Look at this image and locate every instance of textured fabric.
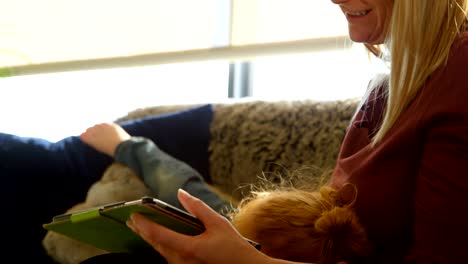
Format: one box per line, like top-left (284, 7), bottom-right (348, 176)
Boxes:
top-left (332, 33), bottom-right (468, 263)
top-left (209, 100), bottom-right (358, 200)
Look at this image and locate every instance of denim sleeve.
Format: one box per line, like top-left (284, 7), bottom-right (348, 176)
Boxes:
top-left (114, 137), bottom-right (230, 215)
top-left (118, 104), bottom-right (213, 183)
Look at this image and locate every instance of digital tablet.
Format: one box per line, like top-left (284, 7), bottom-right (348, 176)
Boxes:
top-left (43, 196), bottom-right (260, 253)
top-left (43, 196), bottom-right (205, 253)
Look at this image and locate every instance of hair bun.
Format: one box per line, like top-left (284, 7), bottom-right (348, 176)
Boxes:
top-left (314, 207), bottom-right (370, 259)
top-left (315, 207), bottom-right (359, 236)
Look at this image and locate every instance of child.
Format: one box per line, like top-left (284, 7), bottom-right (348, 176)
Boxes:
top-left (229, 186), bottom-right (370, 264)
top-left (80, 122), bottom-right (370, 264)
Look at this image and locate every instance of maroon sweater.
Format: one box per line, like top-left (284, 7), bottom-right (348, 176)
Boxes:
top-left (332, 33), bottom-right (468, 264)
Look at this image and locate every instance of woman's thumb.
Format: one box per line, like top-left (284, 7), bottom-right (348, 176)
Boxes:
top-left (177, 189), bottom-right (224, 227)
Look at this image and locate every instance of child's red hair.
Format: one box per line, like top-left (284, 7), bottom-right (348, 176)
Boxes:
top-left (230, 186), bottom-right (370, 264)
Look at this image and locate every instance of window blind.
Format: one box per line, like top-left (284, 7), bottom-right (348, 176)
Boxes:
top-left (0, 0), bottom-right (350, 77)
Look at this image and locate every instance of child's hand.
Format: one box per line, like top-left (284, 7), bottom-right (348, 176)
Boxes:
top-left (80, 122), bottom-right (131, 157)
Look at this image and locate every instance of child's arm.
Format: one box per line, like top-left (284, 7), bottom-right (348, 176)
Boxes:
top-left (81, 122), bottom-right (230, 214)
top-left (115, 137), bottom-right (230, 213)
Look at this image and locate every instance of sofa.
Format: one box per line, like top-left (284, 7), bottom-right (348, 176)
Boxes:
top-left (40, 98), bottom-right (359, 263)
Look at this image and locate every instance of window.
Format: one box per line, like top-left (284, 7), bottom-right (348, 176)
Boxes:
top-left (1, 1), bottom-right (386, 141)
top-left (231, 0), bottom-right (348, 45)
top-left (249, 44), bottom-right (383, 101)
top-left (0, 62), bottom-right (229, 142)
top-left (1, 0), bottom-right (231, 141)
top-left (0, 0), bottom-right (227, 66)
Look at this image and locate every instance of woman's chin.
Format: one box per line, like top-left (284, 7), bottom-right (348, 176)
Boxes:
top-left (349, 32), bottom-right (384, 45)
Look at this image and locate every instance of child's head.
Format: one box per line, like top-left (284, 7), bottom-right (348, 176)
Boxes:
top-left (230, 186), bottom-right (370, 264)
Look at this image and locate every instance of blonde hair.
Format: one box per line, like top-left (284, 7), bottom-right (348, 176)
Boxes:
top-left (369, 0), bottom-right (468, 145)
top-left (229, 186), bottom-right (369, 264)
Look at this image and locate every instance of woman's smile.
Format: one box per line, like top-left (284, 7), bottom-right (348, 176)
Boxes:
top-left (331, 0), bottom-right (394, 44)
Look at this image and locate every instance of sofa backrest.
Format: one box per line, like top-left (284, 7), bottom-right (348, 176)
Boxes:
top-left (116, 99), bottom-right (359, 200)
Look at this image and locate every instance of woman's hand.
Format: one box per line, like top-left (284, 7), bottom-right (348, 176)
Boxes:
top-left (126, 189), bottom-right (270, 264)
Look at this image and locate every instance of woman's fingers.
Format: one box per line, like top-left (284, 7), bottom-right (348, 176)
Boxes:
top-left (126, 190), bottom-right (220, 260)
top-left (127, 190), bottom-right (264, 264)
top-left (127, 189), bottom-right (229, 248)
top-left (177, 189), bottom-right (230, 228)
top-left (127, 212), bottom-right (188, 250)
top-left (127, 213), bottom-right (195, 260)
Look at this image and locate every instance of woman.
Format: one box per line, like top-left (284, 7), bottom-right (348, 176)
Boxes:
top-left (123, 0), bottom-right (468, 263)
